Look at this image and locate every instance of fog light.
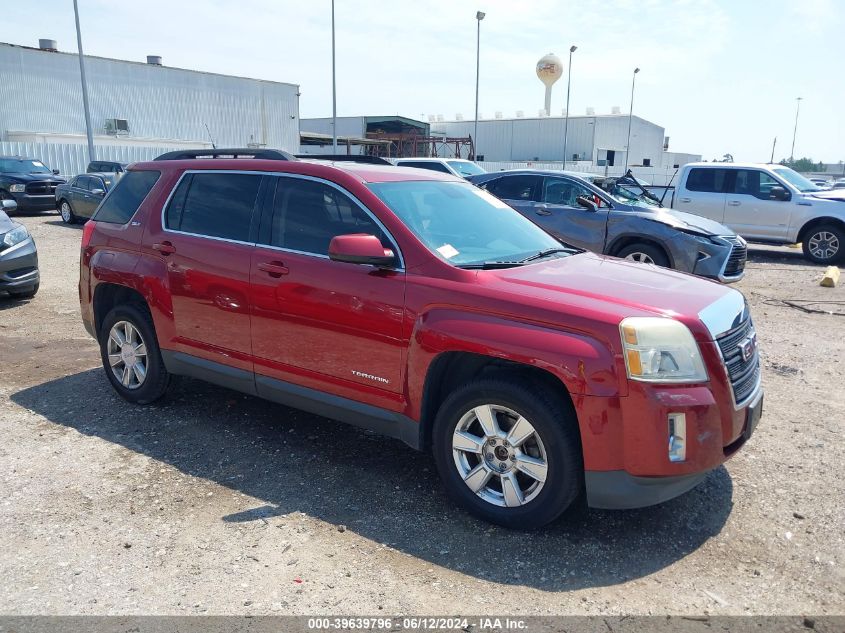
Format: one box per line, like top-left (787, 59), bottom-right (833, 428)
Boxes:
top-left (668, 413), bottom-right (686, 462)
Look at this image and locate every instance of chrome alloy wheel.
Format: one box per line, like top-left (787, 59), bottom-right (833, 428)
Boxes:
top-left (107, 320), bottom-right (148, 389)
top-left (452, 404), bottom-right (548, 507)
top-left (624, 251), bottom-right (655, 264)
top-left (60, 201), bottom-right (72, 223)
top-left (808, 231), bottom-right (840, 260)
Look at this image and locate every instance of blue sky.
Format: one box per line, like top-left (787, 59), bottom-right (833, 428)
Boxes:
top-left (6, 0), bottom-right (844, 164)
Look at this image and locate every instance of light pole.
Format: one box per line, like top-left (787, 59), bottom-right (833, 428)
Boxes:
top-left (624, 67), bottom-right (640, 171)
top-left (562, 44), bottom-right (576, 166)
top-left (790, 97), bottom-right (802, 162)
top-left (331, 0), bottom-right (338, 154)
top-left (473, 10), bottom-right (485, 160)
top-left (73, 0), bottom-right (95, 164)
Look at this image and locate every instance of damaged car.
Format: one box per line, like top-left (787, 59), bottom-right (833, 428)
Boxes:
top-left (468, 169), bottom-right (746, 282)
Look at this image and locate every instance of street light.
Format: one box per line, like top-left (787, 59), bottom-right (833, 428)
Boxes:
top-left (790, 97), bottom-right (802, 162)
top-left (562, 45), bottom-right (576, 166)
top-left (73, 0), bottom-right (95, 164)
top-left (473, 10), bottom-right (485, 160)
top-left (624, 67), bottom-right (640, 171)
top-left (331, 0), bottom-right (337, 154)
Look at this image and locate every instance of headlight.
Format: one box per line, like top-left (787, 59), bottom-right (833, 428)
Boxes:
top-left (9, 184), bottom-right (25, 193)
top-left (2, 225), bottom-right (29, 248)
top-left (620, 317), bottom-right (708, 383)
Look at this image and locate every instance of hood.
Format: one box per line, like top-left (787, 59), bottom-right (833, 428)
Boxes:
top-left (480, 252), bottom-right (741, 340)
top-left (1, 172), bottom-right (65, 183)
top-left (0, 211), bottom-right (17, 234)
top-left (638, 207), bottom-right (734, 236)
top-left (810, 189), bottom-right (845, 202)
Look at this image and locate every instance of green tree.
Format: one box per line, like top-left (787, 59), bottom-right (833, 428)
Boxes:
top-left (779, 157), bottom-right (823, 173)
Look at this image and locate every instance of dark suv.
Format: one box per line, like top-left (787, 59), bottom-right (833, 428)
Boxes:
top-left (0, 156), bottom-right (66, 214)
top-left (79, 149), bottom-right (762, 528)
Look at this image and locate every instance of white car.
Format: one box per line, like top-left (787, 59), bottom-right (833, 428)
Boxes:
top-left (670, 162), bottom-right (845, 264)
top-left (394, 158), bottom-right (486, 179)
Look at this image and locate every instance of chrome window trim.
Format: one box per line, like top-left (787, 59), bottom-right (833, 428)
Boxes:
top-left (160, 169), bottom-right (406, 270)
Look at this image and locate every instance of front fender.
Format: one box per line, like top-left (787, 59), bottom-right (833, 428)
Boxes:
top-left (405, 308), bottom-right (622, 421)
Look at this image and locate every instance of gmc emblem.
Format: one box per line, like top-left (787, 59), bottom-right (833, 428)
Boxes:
top-left (738, 334), bottom-right (757, 363)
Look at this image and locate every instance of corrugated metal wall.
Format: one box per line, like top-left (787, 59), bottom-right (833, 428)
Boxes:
top-left (0, 141), bottom-right (184, 176)
top-left (0, 43), bottom-right (300, 151)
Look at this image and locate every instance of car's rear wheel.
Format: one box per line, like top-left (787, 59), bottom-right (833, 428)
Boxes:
top-left (616, 242), bottom-right (670, 268)
top-left (99, 303), bottom-right (170, 404)
top-left (802, 224), bottom-right (844, 264)
top-left (432, 377), bottom-right (583, 529)
top-left (59, 200), bottom-right (77, 224)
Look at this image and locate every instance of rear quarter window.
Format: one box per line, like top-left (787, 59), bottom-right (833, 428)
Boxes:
top-left (92, 170), bottom-right (161, 224)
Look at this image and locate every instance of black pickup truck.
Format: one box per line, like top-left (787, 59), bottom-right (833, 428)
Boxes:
top-left (0, 156), bottom-right (66, 214)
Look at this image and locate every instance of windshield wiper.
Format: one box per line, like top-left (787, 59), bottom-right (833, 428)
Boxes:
top-left (520, 248), bottom-right (574, 263)
top-left (457, 261), bottom-right (526, 270)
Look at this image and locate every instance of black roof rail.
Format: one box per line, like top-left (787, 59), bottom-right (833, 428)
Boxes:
top-left (153, 148), bottom-right (297, 161)
top-left (295, 154), bottom-right (392, 165)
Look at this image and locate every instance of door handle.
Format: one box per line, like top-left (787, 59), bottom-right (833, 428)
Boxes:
top-left (257, 261), bottom-right (290, 278)
top-left (727, 200), bottom-right (741, 207)
top-left (152, 241), bottom-right (176, 255)
top-left (679, 197), bottom-right (691, 203)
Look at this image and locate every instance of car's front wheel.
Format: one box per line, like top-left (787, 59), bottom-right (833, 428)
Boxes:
top-left (616, 242), bottom-right (670, 268)
top-left (99, 303), bottom-right (170, 404)
top-left (432, 377), bottom-right (583, 529)
top-left (59, 200), bottom-right (77, 224)
top-left (802, 224), bottom-right (844, 264)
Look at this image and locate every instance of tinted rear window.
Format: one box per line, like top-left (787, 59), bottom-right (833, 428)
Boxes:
top-left (93, 170), bottom-right (160, 224)
top-left (686, 168), bottom-right (728, 193)
top-left (165, 172), bottom-right (261, 242)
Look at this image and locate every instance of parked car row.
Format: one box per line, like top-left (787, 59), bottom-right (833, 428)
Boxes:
top-left (79, 149), bottom-right (763, 528)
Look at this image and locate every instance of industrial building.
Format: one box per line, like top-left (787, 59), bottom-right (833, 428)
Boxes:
top-left (431, 113), bottom-right (700, 168)
top-left (0, 40), bottom-right (300, 152)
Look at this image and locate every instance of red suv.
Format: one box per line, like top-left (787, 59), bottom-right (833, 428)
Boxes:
top-left (79, 149), bottom-right (763, 528)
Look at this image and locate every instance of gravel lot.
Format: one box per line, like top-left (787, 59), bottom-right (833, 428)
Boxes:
top-left (1, 212), bottom-right (843, 616)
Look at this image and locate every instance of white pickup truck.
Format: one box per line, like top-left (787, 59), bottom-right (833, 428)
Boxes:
top-left (668, 162), bottom-right (845, 264)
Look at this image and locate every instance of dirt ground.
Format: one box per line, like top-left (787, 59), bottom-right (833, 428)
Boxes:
top-left (0, 213), bottom-right (843, 616)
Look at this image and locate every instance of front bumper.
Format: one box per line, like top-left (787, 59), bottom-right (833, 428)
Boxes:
top-left (0, 237), bottom-right (40, 291)
top-left (692, 235), bottom-right (746, 283)
top-left (9, 192), bottom-right (58, 212)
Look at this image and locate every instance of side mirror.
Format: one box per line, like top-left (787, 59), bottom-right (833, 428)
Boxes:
top-left (576, 195), bottom-right (598, 211)
top-left (329, 234), bottom-right (396, 267)
top-left (1, 199), bottom-right (18, 213)
top-left (91, 188), bottom-right (105, 197)
top-left (769, 186), bottom-right (790, 201)
top-left (52, 169), bottom-right (60, 176)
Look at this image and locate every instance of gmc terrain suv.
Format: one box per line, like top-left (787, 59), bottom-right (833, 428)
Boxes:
top-left (79, 149), bottom-right (763, 528)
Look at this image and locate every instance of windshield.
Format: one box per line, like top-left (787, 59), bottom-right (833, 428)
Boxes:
top-left (0, 158), bottom-right (51, 174)
top-left (368, 181), bottom-right (563, 266)
top-left (772, 167), bottom-right (820, 193)
top-left (608, 184), bottom-right (660, 208)
top-left (447, 160), bottom-right (486, 177)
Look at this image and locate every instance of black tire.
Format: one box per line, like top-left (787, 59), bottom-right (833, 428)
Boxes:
top-left (432, 377), bottom-right (583, 529)
top-left (8, 282), bottom-right (39, 299)
top-left (616, 242), bottom-right (670, 268)
top-left (99, 303), bottom-right (170, 404)
top-left (58, 199), bottom-right (78, 224)
top-left (801, 223), bottom-right (845, 265)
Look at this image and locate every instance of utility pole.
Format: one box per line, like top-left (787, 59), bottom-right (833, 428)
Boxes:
top-left (562, 45), bottom-right (576, 166)
top-left (73, 0), bottom-right (96, 164)
top-left (789, 97), bottom-right (802, 162)
top-left (331, 0), bottom-right (338, 154)
top-left (473, 11), bottom-right (485, 161)
top-left (770, 137), bottom-right (777, 163)
top-left (624, 67), bottom-right (640, 171)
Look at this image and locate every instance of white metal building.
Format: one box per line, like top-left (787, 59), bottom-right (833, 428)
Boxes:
top-left (0, 40), bottom-right (300, 152)
top-left (431, 114), bottom-right (698, 168)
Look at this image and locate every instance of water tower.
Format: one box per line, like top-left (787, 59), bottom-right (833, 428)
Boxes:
top-left (536, 53), bottom-right (563, 116)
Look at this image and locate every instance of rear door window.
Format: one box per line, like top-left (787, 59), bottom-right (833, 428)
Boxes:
top-left (486, 175), bottom-right (542, 201)
top-left (93, 170), bottom-right (161, 224)
top-left (686, 168), bottom-right (728, 193)
top-left (164, 172), bottom-right (261, 242)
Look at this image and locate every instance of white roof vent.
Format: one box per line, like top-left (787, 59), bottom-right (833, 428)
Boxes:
top-left (455, 113), bottom-right (464, 121)
top-left (146, 55), bottom-right (163, 66)
top-left (495, 111), bottom-right (503, 119)
top-left (611, 106), bottom-right (621, 114)
top-left (515, 110), bottom-right (524, 118)
top-left (39, 39), bottom-right (58, 52)
top-left (586, 107), bottom-right (595, 115)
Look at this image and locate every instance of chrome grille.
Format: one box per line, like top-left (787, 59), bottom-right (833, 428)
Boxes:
top-left (716, 317), bottom-right (759, 404)
top-left (722, 235), bottom-right (747, 277)
top-left (24, 181), bottom-right (59, 195)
